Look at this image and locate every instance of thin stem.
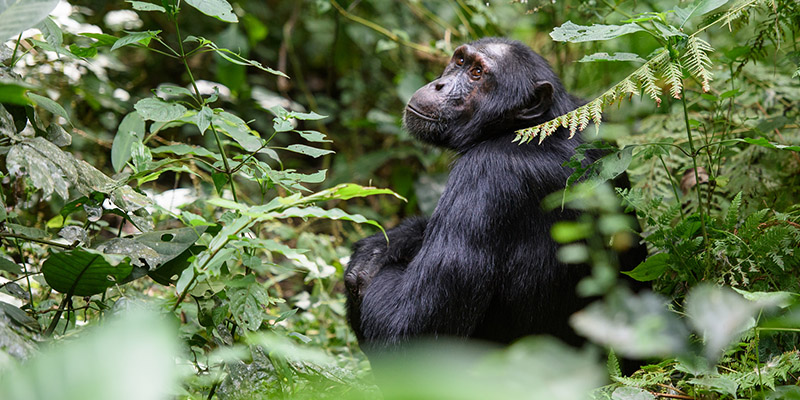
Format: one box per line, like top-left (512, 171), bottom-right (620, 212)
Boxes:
top-left (657, 153), bottom-right (684, 217)
top-left (680, 86), bottom-right (711, 274)
top-left (9, 32), bottom-right (23, 66)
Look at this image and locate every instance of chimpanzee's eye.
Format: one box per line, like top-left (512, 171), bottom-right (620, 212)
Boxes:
top-left (455, 57), bottom-right (465, 66)
top-left (471, 66), bottom-right (483, 80)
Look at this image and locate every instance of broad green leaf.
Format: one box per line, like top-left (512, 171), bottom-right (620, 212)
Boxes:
top-left (157, 84), bottom-right (194, 97)
top-left (185, 0), bottom-right (238, 22)
top-left (579, 52), bottom-right (646, 63)
top-left (151, 143), bottom-right (219, 159)
top-left (623, 253), bottom-right (670, 281)
top-left (134, 97), bottom-right (187, 122)
top-left (740, 137), bottom-right (800, 152)
top-left (36, 17), bottom-right (62, 49)
top-left (80, 32), bottom-right (118, 47)
top-left (674, 0), bottom-right (731, 27)
top-left (0, 256), bottom-right (23, 274)
top-left (0, 82), bottom-right (33, 105)
top-left (68, 44), bottom-right (97, 58)
top-left (111, 111), bottom-right (145, 172)
top-left (296, 130), bottom-right (331, 143)
top-left (148, 244), bottom-right (204, 285)
top-left (0, 0), bottom-right (59, 41)
top-left (612, 387), bottom-right (656, 400)
top-left (285, 144), bottom-right (334, 158)
top-left (6, 137), bottom-right (151, 210)
top-left (571, 290), bottom-right (688, 358)
top-left (685, 285), bottom-right (760, 362)
top-left (226, 275), bottom-right (274, 331)
top-left (110, 30), bottom-right (161, 51)
top-left (195, 105), bottom-right (213, 134)
top-left (41, 248), bottom-right (132, 296)
top-left (550, 21), bottom-right (645, 43)
top-left (127, 0), bottom-right (166, 12)
top-left (212, 111), bottom-right (262, 151)
top-left (288, 110), bottom-right (327, 121)
top-left (0, 302), bottom-right (40, 331)
top-left (302, 183), bottom-right (406, 202)
top-left (27, 93), bottom-right (71, 125)
top-left (687, 376), bottom-right (738, 397)
top-left (596, 146), bottom-right (634, 182)
top-left (0, 309), bottom-right (179, 400)
top-left (268, 206), bottom-right (382, 230)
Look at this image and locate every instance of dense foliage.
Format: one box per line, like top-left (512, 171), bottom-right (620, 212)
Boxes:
top-left (0, 0), bottom-right (799, 399)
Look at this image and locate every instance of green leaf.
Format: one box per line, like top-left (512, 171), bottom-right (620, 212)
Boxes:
top-left (288, 110), bottom-right (327, 121)
top-left (110, 30), bottom-right (161, 51)
top-left (724, 191), bottom-right (742, 229)
top-left (550, 21), bottom-right (645, 43)
top-left (595, 146), bottom-right (634, 182)
top-left (0, 82), bottom-right (34, 105)
top-left (212, 111), bottom-right (262, 151)
top-left (195, 106), bottom-right (213, 134)
top-left (226, 275), bottom-right (274, 331)
top-left (740, 137), bottom-right (800, 152)
top-left (578, 52), bottom-right (646, 63)
top-left (674, 0), bottom-right (732, 27)
top-left (285, 144), bottom-right (334, 158)
top-left (127, 0), bottom-right (166, 12)
top-left (111, 111), bottom-right (145, 172)
top-left (27, 93), bottom-right (71, 125)
top-left (302, 183), bottom-right (406, 202)
top-left (41, 249), bottom-right (133, 296)
top-left (612, 387), bottom-right (656, 400)
top-left (80, 32), bottom-right (118, 47)
top-left (134, 97), bottom-right (187, 122)
top-left (0, 302), bottom-right (40, 331)
top-left (685, 285), bottom-right (760, 362)
top-left (0, 309), bottom-right (179, 400)
top-left (157, 84), bottom-right (194, 97)
top-left (687, 376), bottom-right (738, 397)
top-left (36, 17), bottom-right (62, 49)
top-left (185, 0), bottom-right (238, 22)
top-left (0, 256), bottom-right (23, 274)
top-left (623, 253), bottom-right (670, 281)
top-left (151, 143), bottom-right (219, 159)
top-left (296, 130), bottom-right (332, 143)
top-left (0, 0), bottom-right (59, 41)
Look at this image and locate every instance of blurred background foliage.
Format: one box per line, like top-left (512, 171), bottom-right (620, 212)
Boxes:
top-left (1, 0), bottom-right (799, 399)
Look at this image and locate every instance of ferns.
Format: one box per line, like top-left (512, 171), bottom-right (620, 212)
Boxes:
top-left (682, 36), bottom-right (714, 92)
top-left (513, 0), bottom-right (772, 143)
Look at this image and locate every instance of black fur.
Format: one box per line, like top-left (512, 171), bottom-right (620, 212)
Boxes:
top-left (345, 38), bottom-right (615, 353)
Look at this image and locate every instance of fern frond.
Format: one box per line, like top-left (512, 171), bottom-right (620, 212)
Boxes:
top-left (682, 36), bottom-right (714, 92)
top-left (660, 58), bottom-right (683, 99)
top-left (635, 63), bottom-right (663, 106)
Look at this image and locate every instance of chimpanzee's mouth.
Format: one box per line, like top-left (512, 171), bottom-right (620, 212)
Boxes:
top-left (405, 104), bottom-right (438, 122)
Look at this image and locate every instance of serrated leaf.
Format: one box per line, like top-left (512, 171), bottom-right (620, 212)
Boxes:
top-left (550, 21), bottom-right (645, 43)
top-left (579, 52), bottom-right (646, 63)
top-left (110, 30), bottom-right (161, 51)
top-left (111, 111), bottom-right (145, 172)
top-left (0, 0), bottom-right (59, 41)
top-left (185, 0), bottom-right (238, 22)
top-left (27, 93), bottom-right (71, 125)
top-left (42, 249), bottom-right (132, 296)
top-left (134, 97), bottom-right (187, 122)
top-left (285, 144), bottom-right (334, 158)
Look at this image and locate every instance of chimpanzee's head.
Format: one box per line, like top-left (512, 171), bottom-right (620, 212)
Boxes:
top-left (403, 37), bottom-right (573, 151)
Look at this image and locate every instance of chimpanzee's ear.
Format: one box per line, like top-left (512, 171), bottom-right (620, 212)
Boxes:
top-left (516, 81), bottom-right (554, 122)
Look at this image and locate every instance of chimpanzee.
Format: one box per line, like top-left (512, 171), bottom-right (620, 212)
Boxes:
top-left (345, 37), bottom-right (636, 353)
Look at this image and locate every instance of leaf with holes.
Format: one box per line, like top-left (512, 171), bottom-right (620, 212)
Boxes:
top-left (42, 249), bottom-right (132, 296)
top-left (226, 275), bottom-right (274, 331)
top-left (550, 21), bottom-right (645, 43)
